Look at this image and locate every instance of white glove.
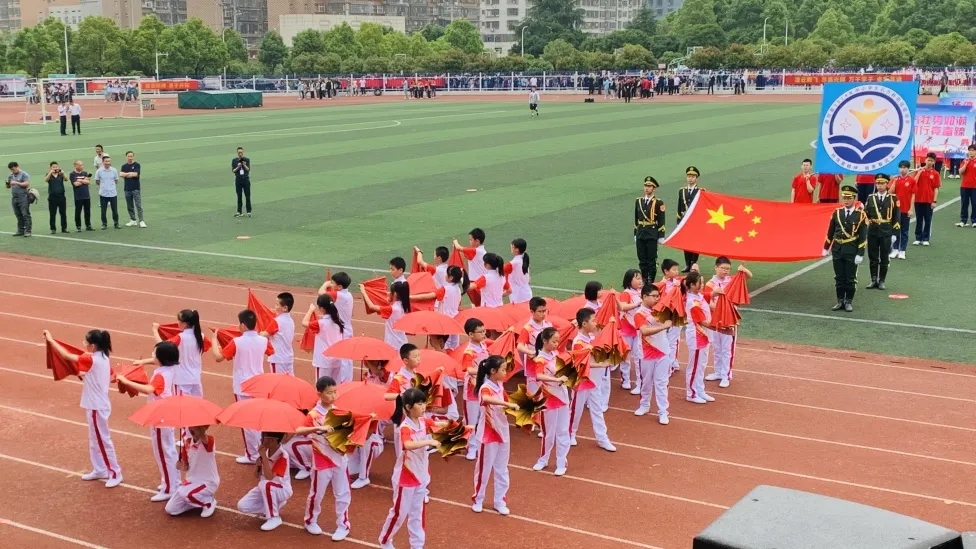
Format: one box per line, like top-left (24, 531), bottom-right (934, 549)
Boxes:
top-left (891, 235), bottom-right (897, 244)
top-left (657, 238), bottom-right (665, 245)
top-left (854, 255), bottom-right (863, 265)
top-left (821, 249), bottom-right (830, 257)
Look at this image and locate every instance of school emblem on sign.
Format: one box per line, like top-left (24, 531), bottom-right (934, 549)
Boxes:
top-left (820, 84), bottom-right (913, 173)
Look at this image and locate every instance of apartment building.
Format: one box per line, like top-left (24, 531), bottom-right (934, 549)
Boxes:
top-left (648, 0), bottom-right (682, 18)
top-left (269, 0), bottom-right (477, 35)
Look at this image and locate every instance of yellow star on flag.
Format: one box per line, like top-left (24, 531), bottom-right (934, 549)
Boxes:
top-left (706, 205), bottom-right (735, 230)
top-left (743, 205), bottom-right (754, 214)
top-left (749, 230), bottom-right (758, 238)
top-left (734, 236), bottom-right (744, 243)
top-left (752, 216), bottom-right (762, 224)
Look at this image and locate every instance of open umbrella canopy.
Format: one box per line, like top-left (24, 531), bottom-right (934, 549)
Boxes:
top-left (216, 397), bottom-right (307, 433)
top-left (416, 349), bottom-right (465, 380)
top-left (454, 307), bottom-right (512, 332)
top-left (323, 336), bottom-right (400, 363)
top-left (130, 395), bottom-right (223, 428)
top-left (393, 310), bottom-right (464, 335)
top-left (334, 379), bottom-right (396, 420)
top-left (241, 373), bottom-right (319, 410)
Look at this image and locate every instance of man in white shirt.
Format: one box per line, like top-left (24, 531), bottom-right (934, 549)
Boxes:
top-left (70, 100), bottom-right (82, 135)
top-left (95, 155), bottom-right (120, 230)
top-left (57, 102), bottom-right (67, 136)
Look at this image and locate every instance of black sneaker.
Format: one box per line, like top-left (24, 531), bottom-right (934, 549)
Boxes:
top-left (246, 213), bottom-right (251, 218)
top-left (76, 227), bottom-right (83, 233)
top-left (85, 227), bottom-right (94, 231)
top-left (831, 300), bottom-right (844, 311)
top-left (114, 224), bottom-right (120, 229)
top-left (234, 213), bottom-right (243, 218)
top-left (11, 232), bottom-right (24, 237)
top-left (23, 232), bottom-right (31, 237)
top-left (61, 229), bottom-right (69, 233)
top-left (101, 225), bottom-right (108, 230)
top-left (50, 230), bottom-right (56, 235)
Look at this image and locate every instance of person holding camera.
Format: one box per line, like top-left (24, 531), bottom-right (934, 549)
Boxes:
top-left (231, 147), bottom-right (251, 218)
top-left (69, 160), bottom-right (93, 232)
top-left (7, 161), bottom-right (32, 237)
top-left (45, 161), bottom-right (68, 234)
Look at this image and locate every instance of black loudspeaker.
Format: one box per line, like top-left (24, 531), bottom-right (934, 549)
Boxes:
top-left (584, 98), bottom-right (594, 103)
top-left (693, 485), bottom-right (962, 549)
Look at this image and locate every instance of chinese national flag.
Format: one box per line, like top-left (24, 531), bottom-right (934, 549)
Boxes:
top-left (663, 191), bottom-right (839, 261)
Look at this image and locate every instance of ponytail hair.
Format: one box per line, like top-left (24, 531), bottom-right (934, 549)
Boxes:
top-left (391, 388), bottom-right (427, 426)
top-left (85, 329), bottom-right (112, 356)
top-left (316, 293), bottom-right (346, 334)
top-left (511, 238), bottom-right (529, 274)
top-left (446, 265), bottom-right (470, 295)
top-left (484, 253), bottom-right (504, 276)
top-left (178, 309), bottom-right (204, 349)
top-left (534, 326), bottom-right (558, 354)
top-left (391, 281), bottom-right (411, 313)
top-left (475, 355), bottom-right (506, 393)
top-left (682, 272), bottom-right (703, 294)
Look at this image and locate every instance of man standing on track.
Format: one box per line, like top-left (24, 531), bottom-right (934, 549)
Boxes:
top-left (7, 161), bottom-right (32, 237)
top-left (634, 176), bottom-right (666, 284)
top-left (232, 147), bottom-right (252, 218)
top-left (70, 100), bottom-right (82, 135)
top-left (823, 185), bottom-right (867, 312)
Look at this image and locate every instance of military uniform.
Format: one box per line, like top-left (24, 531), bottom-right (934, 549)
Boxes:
top-left (677, 166), bottom-right (702, 272)
top-left (824, 185), bottom-right (868, 312)
top-left (863, 174), bottom-right (900, 290)
top-left (635, 176), bottom-right (666, 283)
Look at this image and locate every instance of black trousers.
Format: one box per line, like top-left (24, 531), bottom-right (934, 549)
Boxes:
top-left (235, 180), bottom-right (252, 214)
top-left (71, 115), bottom-right (81, 134)
top-left (867, 232), bottom-right (892, 281)
top-left (100, 196), bottom-right (119, 227)
top-left (856, 184), bottom-right (874, 205)
top-left (636, 237), bottom-right (659, 284)
top-left (74, 198), bottom-right (91, 229)
top-left (819, 198), bottom-right (838, 203)
top-left (683, 251), bottom-right (700, 270)
top-left (48, 195), bottom-right (67, 231)
top-left (59, 115), bottom-right (67, 135)
top-left (831, 251), bottom-right (859, 301)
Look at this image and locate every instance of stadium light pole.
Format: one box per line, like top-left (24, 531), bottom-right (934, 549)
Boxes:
top-left (63, 25), bottom-right (70, 74)
top-left (155, 50), bottom-right (168, 80)
top-left (521, 27), bottom-right (527, 56)
top-left (762, 17), bottom-right (768, 50)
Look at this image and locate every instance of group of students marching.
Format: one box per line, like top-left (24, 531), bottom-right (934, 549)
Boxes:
top-left (42, 225), bottom-right (752, 549)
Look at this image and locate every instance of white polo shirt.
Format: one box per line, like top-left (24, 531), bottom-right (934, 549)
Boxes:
top-left (220, 330), bottom-right (273, 394)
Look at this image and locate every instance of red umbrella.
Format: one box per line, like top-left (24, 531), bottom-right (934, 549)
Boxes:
top-left (394, 310), bottom-right (464, 335)
top-left (334, 380), bottom-right (396, 420)
top-left (551, 316), bottom-right (578, 352)
top-left (129, 395), bottom-right (223, 428)
top-left (216, 398), bottom-right (307, 433)
top-left (115, 364), bottom-right (149, 398)
top-left (454, 307), bottom-right (511, 332)
top-left (710, 294), bottom-right (742, 329)
top-left (241, 373), bottom-right (319, 410)
top-left (323, 336), bottom-right (400, 363)
top-left (594, 290), bottom-right (620, 328)
top-left (488, 330), bottom-right (523, 380)
top-left (154, 322), bottom-right (181, 341)
top-left (417, 349), bottom-right (465, 380)
top-left (724, 272), bottom-right (751, 305)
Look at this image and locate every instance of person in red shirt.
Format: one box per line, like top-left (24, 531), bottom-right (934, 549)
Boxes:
top-left (912, 152), bottom-right (941, 245)
top-left (791, 159), bottom-right (816, 203)
top-left (956, 144), bottom-right (976, 227)
top-left (817, 173), bottom-right (843, 203)
top-left (889, 160), bottom-right (916, 259)
top-left (855, 173), bottom-right (876, 204)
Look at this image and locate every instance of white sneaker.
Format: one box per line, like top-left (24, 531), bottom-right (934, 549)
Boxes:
top-left (634, 407), bottom-right (649, 416)
top-left (658, 414), bottom-right (670, 425)
top-left (351, 477), bottom-right (371, 489)
top-left (537, 430), bottom-right (543, 439)
top-left (621, 381), bottom-right (632, 390)
top-left (629, 386), bottom-right (641, 395)
top-left (704, 373), bottom-right (721, 381)
top-left (261, 517), bottom-right (283, 531)
top-left (472, 502), bottom-right (483, 513)
top-left (236, 456), bottom-right (256, 465)
top-left (157, 483), bottom-right (165, 491)
top-left (295, 469), bottom-right (311, 480)
top-left (465, 451), bottom-right (477, 461)
top-left (912, 240), bottom-right (921, 245)
top-left (424, 495), bottom-right (430, 504)
top-left (532, 460), bottom-right (546, 471)
top-left (331, 527), bottom-right (350, 541)
top-left (898, 251), bottom-right (906, 259)
top-left (702, 393), bottom-right (716, 402)
top-left (922, 241), bottom-right (930, 246)
top-left (570, 436), bottom-right (578, 446)
top-left (150, 491), bottom-right (171, 502)
top-left (889, 249), bottom-right (899, 258)
top-left (81, 471), bottom-right (107, 481)
top-left (598, 441), bottom-right (617, 452)
top-left (687, 397), bottom-right (707, 404)
top-left (955, 222), bottom-right (965, 227)
top-left (139, 221), bottom-right (147, 228)
top-left (105, 476), bottom-right (123, 488)
top-left (553, 467), bottom-right (567, 477)
top-left (719, 379), bottom-right (730, 388)
top-left (305, 523), bottom-right (324, 535)
top-left (125, 220), bottom-right (137, 227)
top-left (200, 500), bottom-right (216, 518)
top-left (495, 505), bottom-right (510, 516)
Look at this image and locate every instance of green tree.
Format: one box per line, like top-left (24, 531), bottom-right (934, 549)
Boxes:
top-left (419, 24), bottom-right (445, 42)
top-left (542, 39), bottom-right (579, 69)
top-left (323, 23), bottom-right (360, 59)
top-left (356, 23), bottom-right (390, 58)
top-left (953, 42), bottom-right (976, 65)
top-left (648, 35), bottom-right (681, 58)
top-left (832, 43), bottom-right (872, 67)
top-left (69, 17), bottom-right (124, 75)
top-left (915, 32), bottom-right (969, 66)
top-left (794, 0), bottom-right (828, 38)
top-left (953, 0), bottom-right (976, 42)
top-left (381, 31), bottom-right (411, 56)
top-left (257, 29), bottom-right (288, 73)
top-left (286, 53), bottom-right (324, 74)
top-left (791, 39), bottom-right (829, 67)
top-left (869, 40), bottom-right (915, 67)
top-left (870, 0), bottom-right (923, 37)
top-left (494, 54), bottom-right (530, 71)
top-left (810, 7), bottom-right (855, 46)
top-left (514, 0), bottom-right (586, 56)
top-left (223, 29), bottom-right (248, 63)
top-left (37, 18), bottom-right (71, 72)
top-left (680, 24), bottom-right (727, 48)
top-left (903, 28), bottom-right (932, 50)
top-left (407, 33), bottom-right (432, 58)
top-left (759, 44), bottom-right (796, 68)
top-left (717, 0), bottom-right (765, 44)
top-left (127, 15), bottom-right (166, 75)
top-left (363, 55), bottom-right (390, 73)
top-left (290, 29), bottom-right (325, 57)
top-left (831, 0), bottom-right (881, 34)
top-left (442, 19), bottom-right (483, 54)
top-left (340, 56), bottom-right (364, 73)
top-left (9, 26), bottom-right (60, 76)
top-left (688, 46), bottom-right (725, 69)
top-left (724, 44), bottom-right (758, 68)
top-left (627, 7), bottom-right (658, 36)
top-left (615, 44), bottom-right (656, 70)
top-left (162, 19), bottom-right (229, 75)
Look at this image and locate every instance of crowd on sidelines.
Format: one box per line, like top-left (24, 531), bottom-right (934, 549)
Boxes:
top-left (39, 221), bottom-right (752, 548)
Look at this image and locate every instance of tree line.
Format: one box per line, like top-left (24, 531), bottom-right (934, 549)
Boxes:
top-left (3, 0), bottom-right (976, 77)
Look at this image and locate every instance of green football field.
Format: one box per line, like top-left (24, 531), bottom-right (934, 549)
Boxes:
top-left (1, 100), bottom-right (972, 363)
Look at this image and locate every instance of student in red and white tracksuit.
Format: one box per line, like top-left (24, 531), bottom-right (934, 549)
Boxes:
top-left (294, 376), bottom-right (352, 541)
top-left (515, 298), bottom-right (552, 396)
top-left (116, 341), bottom-right (180, 502)
top-left (386, 345), bottom-right (421, 461)
top-left (531, 327), bottom-right (571, 476)
top-left (413, 266), bottom-right (466, 420)
top-left (154, 310), bottom-right (210, 398)
top-left (362, 281), bottom-right (410, 349)
top-left (471, 355), bottom-right (518, 515)
top-left (630, 286), bottom-right (674, 424)
top-left (265, 292), bottom-right (296, 375)
top-left (165, 426), bottom-right (219, 518)
top-left (43, 329), bottom-right (123, 488)
top-left (568, 309), bottom-right (615, 452)
top-left (505, 238), bottom-right (533, 304)
top-left (683, 273), bottom-right (717, 404)
top-left (459, 318), bottom-right (491, 461)
top-left (660, 260), bottom-right (684, 375)
top-left (617, 269), bottom-right (644, 392)
top-left (350, 361), bottom-right (388, 490)
top-left (469, 253), bottom-right (510, 308)
top-left (237, 433), bottom-right (293, 531)
top-left (301, 294), bottom-right (348, 382)
top-left (211, 310), bottom-right (274, 464)
top-left (379, 389), bottom-right (442, 549)
top-left (704, 260), bottom-right (751, 388)
top-left (454, 229), bottom-right (487, 306)
top-left (319, 272), bottom-right (356, 379)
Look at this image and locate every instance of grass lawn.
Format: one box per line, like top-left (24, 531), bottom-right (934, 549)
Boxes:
top-left (1, 100), bottom-right (972, 363)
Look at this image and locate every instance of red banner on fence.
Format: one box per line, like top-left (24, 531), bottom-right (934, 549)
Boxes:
top-left (85, 79), bottom-right (200, 92)
top-left (784, 73), bottom-right (915, 86)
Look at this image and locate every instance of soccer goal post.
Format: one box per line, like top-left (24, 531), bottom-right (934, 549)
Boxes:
top-left (22, 78), bottom-right (48, 125)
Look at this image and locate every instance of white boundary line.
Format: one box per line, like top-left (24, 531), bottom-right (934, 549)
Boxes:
top-left (750, 197), bottom-right (961, 297)
top-left (0, 518), bottom-right (112, 549)
top-left (740, 307), bottom-right (976, 334)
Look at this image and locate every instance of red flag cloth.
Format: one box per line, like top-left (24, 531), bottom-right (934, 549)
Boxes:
top-left (210, 327), bottom-right (241, 349)
top-left (551, 316), bottom-right (578, 353)
top-left (117, 364), bottom-right (149, 398)
top-left (488, 330), bottom-right (523, 379)
top-left (652, 285), bottom-right (686, 326)
top-left (299, 314), bottom-right (317, 352)
top-left (710, 294), bottom-right (742, 329)
top-left (406, 272), bottom-right (436, 311)
top-left (247, 289), bottom-right (279, 334)
top-left (361, 277), bottom-right (390, 315)
top-left (551, 296), bottom-right (586, 321)
top-left (724, 272), bottom-right (751, 305)
top-left (594, 290), bottom-right (620, 328)
top-left (448, 247), bottom-right (465, 268)
top-left (417, 349), bottom-right (466, 380)
top-left (155, 323), bottom-right (182, 341)
top-left (590, 318), bottom-right (630, 365)
top-left (410, 248), bottom-right (422, 273)
top-left (45, 339), bottom-right (84, 381)
top-left (662, 190), bottom-right (840, 261)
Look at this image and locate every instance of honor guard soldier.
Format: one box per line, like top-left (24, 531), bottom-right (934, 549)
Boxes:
top-left (635, 176), bottom-right (666, 283)
top-left (864, 173), bottom-right (900, 291)
top-left (823, 185), bottom-right (868, 312)
top-left (677, 166), bottom-right (702, 272)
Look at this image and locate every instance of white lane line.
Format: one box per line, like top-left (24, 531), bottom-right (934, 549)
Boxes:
top-left (740, 307), bottom-right (976, 334)
top-left (0, 518), bottom-right (112, 549)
